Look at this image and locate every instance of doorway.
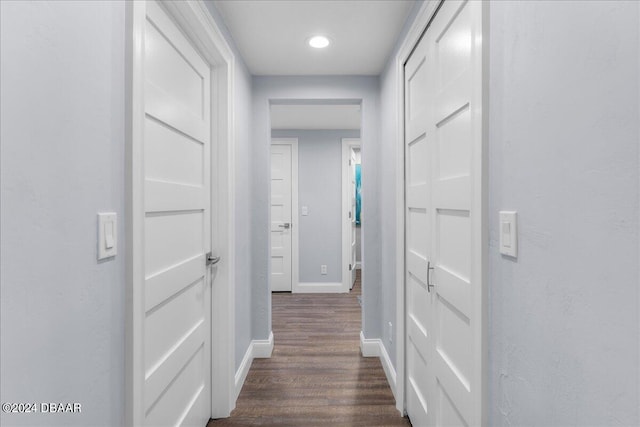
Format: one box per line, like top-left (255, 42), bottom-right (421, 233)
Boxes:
top-left (269, 102), bottom-right (362, 294)
top-left (270, 138), bottom-right (299, 292)
top-left (342, 138), bottom-right (362, 291)
top-left (126, 0), bottom-right (236, 423)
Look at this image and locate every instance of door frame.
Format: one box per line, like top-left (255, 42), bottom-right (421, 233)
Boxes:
top-left (393, 0), bottom-right (489, 421)
top-left (270, 138), bottom-right (299, 293)
top-left (125, 1), bottom-right (237, 424)
top-left (341, 138), bottom-right (361, 292)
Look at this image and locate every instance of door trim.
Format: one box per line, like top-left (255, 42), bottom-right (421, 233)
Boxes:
top-left (126, 1), bottom-right (237, 424)
top-left (393, 0), bottom-right (489, 421)
top-left (393, 1), bottom-right (441, 414)
top-left (270, 138), bottom-right (299, 293)
top-left (342, 138), bottom-right (361, 293)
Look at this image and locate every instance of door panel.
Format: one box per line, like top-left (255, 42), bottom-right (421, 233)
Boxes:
top-left (405, 24), bottom-right (434, 425)
top-left (407, 340), bottom-right (430, 427)
top-left (143, 2), bottom-right (211, 426)
top-left (271, 144), bottom-right (292, 292)
top-left (405, 1), bottom-right (483, 425)
top-left (431, 2), bottom-right (475, 424)
top-left (145, 119), bottom-right (204, 186)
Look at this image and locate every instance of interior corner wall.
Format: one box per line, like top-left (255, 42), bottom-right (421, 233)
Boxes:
top-left (0, 2), bottom-right (126, 426)
top-left (378, 66), bottom-right (399, 368)
top-left (229, 61), bottom-right (253, 371)
top-left (271, 129), bottom-right (360, 284)
top-left (488, 1), bottom-right (640, 425)
top-left (203, 1), bottom-right (254, 371)
top-left (252, 76), bottom-right (381, 342)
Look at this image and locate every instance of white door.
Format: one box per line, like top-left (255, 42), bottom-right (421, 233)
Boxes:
top-left (405, 24), bottom-right (433, 426)
top-left (271, 143), bottom-right (293, 292)
top-left (142, 1), bottom-right (211, 425)
top-left (342, 139), bottom-right (360, 292)
top-left (405, 1), bottom-right (484, 426)
top-left (349, 148), bottom-right (357, 288)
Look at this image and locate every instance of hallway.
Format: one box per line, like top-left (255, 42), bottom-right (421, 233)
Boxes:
top-left (209, 272), bottom-right (410, 426)
top-left (1, 1), bottom-right (639, 426)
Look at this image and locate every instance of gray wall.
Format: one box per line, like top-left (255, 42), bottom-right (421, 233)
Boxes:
top-left (203, 1), bottom-right (255, 373)
top-left (0, 6), bottom-right (256, 427)
top-left (488, 1), bottom-right (639, 425)
top-left (0, 2), bottom-right (126, 425)
top-left (252, 77), bottom-right (381, 341)
top-left (272, 129), bottom-right (360, 283)
top-left (382, 0), bottom-right (640, 422)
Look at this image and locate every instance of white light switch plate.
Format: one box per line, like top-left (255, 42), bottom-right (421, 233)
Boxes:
top-left (98, 212), bottom-right (117, 260)
top-left (301, 206), bottom-right (308, 216)
top-left (499, 211), bottom-right (517, 257)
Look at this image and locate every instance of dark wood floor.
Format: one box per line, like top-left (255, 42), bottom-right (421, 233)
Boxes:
top-left (209, 271), bottom-right (411, 426)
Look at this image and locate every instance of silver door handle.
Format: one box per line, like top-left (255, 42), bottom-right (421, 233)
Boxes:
top-left (427, 261), bottom-right (435, 292)
top-left (278, 223), bottom-right (290, 229)
top-left (206, 252), bottom-right (220, 266)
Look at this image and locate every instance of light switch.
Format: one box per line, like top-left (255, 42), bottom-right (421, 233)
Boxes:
top-left (499, 211), bottom-right (517, 258)
top-left (301, 206), bottom-right (308, 216)
top-left (105, 221), bottom-right (114, 249)
top-left (98, 213), bottom-right (117, 260)
top-left (501, 222), bottom-right (511, 248)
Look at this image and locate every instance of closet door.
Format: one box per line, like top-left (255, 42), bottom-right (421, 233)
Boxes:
top-left (404, 1), bottom-right (485, 425)
top-left (404, 19), bottom-right (434, 427)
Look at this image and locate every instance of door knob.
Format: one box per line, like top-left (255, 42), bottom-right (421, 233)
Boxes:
top-left (206, 252), bottom-right (220, 266)
top-left (278, 223), bottom-right (291, 229)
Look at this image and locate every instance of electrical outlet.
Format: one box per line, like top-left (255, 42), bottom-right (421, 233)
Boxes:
top-left (321, 265), bottom-right (327, 275)
top-left (388, 322), bottom-right (393, 343)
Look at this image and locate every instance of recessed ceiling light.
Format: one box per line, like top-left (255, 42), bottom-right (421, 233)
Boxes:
top-left (308, 35), bottom-right (330, 49)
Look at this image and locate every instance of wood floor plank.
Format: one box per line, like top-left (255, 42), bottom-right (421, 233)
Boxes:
top-left (209, 271), bottom-right (411, 426)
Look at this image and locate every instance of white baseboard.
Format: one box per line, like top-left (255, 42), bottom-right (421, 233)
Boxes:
top-left (360, 331), bottom-right (380, 357)
top-left (295, 282), bottom-right (344, 293)
top-left (252, 331), bottom-right (274, 358)
top-left (360, 331), bottom-right (397, 399)
top-left (234, 331), bottom-right (274, 400)
top-left (234, 344), bottom-right (253, 401)
top-left (378, 340), bottom-right (397, 398)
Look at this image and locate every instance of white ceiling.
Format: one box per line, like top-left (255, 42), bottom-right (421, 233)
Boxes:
top-left (213, 0), bottom-right (416, 76)
top-left (271, 104), bottom-right (361, 130)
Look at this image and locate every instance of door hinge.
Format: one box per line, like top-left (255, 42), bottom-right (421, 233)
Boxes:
top-left (349, 263), bottom-right (352, 271)
top-left (348, 211), bottom-right (352, 219)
